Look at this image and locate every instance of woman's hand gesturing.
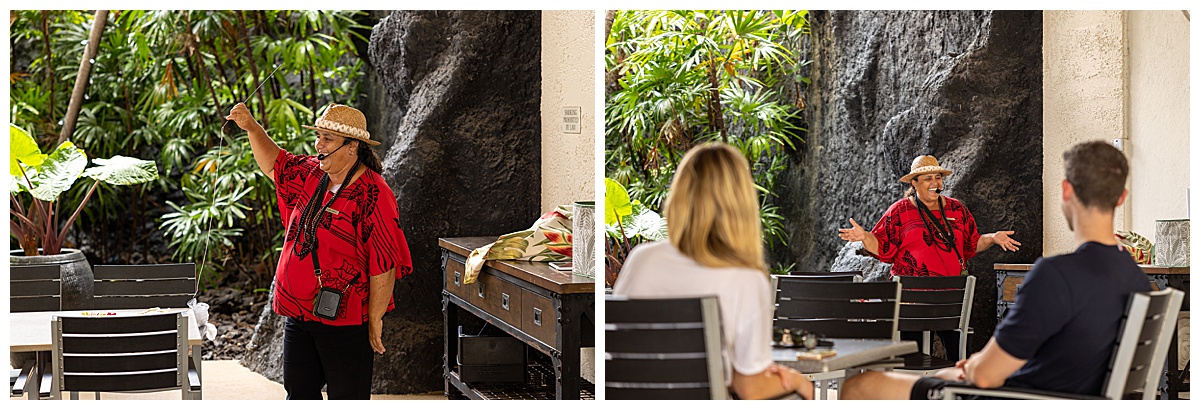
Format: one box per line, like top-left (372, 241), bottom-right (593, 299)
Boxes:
top-left (838, 218), bottom-right (867, 242)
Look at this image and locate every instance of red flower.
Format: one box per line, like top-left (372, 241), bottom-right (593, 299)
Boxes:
top-left (543, 231), bottom-right (573, 257)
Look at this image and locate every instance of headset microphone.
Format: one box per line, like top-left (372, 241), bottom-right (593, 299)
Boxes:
top-left (935, 188), bottom-right (944, 194)
top-left (316, 141), bottom-right (347, 160)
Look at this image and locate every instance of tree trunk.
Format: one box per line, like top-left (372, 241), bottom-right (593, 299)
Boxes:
top-left (58, 10), bottom-right (108, 145)
top-left (40, 11), bottom-right (54, 123)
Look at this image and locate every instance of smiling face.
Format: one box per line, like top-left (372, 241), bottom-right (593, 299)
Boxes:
top-left (315, 130), bottom-right (358, 173)
top-left (910, 173), bottom-right (945, 205)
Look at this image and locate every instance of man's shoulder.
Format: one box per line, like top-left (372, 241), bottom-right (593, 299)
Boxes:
top-left (1030, 243), bottom-right (1144, 283)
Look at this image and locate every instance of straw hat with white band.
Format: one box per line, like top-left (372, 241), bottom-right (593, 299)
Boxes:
top-left (899, 155), bottom-right (952, 183)
top-left (302, 103), bottom-right (379, 146)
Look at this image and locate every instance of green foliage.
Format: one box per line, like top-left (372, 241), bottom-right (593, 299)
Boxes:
top-left (602, 178), bottom-right (667, 287)
top-left (605, 10), bottom-right (810, 255)
top-left (9, 10), bottom-right (367, 287)
top-left (10, 123), bottom-right (158, 256)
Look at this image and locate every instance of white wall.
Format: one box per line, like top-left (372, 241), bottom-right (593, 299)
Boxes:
top-left (1043, 10), bottom-right (1128, 257)
top-left (1042, 10), bottom-right (1190, 256)
top-left (541, 11), bottom-right (597, 214)
top-left (540, 10), bottom-right (597, 384)
top-left (1126, 10), bottom-right (1191, 242)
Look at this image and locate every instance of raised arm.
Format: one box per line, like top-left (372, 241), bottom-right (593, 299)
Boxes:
top-left (225, 102), bottom-right (281, 181)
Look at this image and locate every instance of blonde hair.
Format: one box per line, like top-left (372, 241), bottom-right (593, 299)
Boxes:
top-left (664, 142), bottom-right (766, 272)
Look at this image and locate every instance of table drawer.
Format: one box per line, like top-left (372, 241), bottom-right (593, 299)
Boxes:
top-left (521, 290), bottom-right (557, 347)
top-left (472, 273), bottom-right (523, 325)
top-left (444, 257), bottom-right (476, 301)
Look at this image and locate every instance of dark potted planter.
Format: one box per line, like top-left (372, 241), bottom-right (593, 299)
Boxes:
top-left (10, 248), bottom-right (93, 310)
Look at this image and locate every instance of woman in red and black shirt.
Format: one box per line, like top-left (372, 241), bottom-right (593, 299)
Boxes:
top-left (838, 155), bottom-right (1020, 358)
top-left (227, 102), bottom-right (412, 400)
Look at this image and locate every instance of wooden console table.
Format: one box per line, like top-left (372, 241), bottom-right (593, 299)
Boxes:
top-left (440, 237), bottom-right (595, 400)
top-left (995, 263), bottom-right (1190, 399)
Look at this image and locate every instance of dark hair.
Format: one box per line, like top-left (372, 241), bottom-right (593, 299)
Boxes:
top-left (1063, 140), bottom-right (1128, 210)
top-left (354, 140), bottom-right (383, 174)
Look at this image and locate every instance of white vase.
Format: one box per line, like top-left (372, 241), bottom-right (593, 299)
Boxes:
top-left (1154, 219), bottom-right (1189, 267)
top-left (572, 201), bottom-right (596, 279)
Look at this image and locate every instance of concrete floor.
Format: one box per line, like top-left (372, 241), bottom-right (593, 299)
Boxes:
top-left (10, 360), bottom-right (445, 400)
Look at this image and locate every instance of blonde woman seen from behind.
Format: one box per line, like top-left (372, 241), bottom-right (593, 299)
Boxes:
top-left (612, 142), bottom-right (814, 400)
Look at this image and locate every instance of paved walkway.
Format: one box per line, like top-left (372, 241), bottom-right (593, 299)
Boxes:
top-left (11, 360), bottom-right (445, 400)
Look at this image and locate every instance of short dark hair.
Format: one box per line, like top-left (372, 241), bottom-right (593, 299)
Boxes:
top-left (1063, 140), bottom-right (1128, 210)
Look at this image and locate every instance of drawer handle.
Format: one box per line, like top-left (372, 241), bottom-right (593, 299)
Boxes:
top-left (501, 293), bottom-right (510, 311)
top-left (533, 308), bottom-right (542, 326)
top-left (477, 282), bottom-right (485, 298)
top-left (453, 270), bottom-right (461, 286)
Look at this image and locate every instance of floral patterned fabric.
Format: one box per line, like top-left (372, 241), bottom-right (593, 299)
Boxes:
top-left (1114, 231), bottom-right (1153, 264)
top-left (463, 205), bottom-right (574, 284)
top-left (271, 149), bottom-right (413, 325)
top-left (868, 197), bottom-right (981, 277)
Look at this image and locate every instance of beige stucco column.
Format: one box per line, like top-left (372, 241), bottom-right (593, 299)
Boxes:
top-left (542, 11), bottom-right (597, 213)
top-left (1042, 10), bottom-right (1190, 257)
top-left (541, 10), bottom-right (598, 384)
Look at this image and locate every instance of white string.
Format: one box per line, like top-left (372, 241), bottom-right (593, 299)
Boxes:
top-left (195, 63), bottom-right (282, 299)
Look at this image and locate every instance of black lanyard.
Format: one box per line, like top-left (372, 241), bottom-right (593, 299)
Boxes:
top-left (914, 196), bottom-right (968, 275)
top-left (295, 160), bottom-right (360, 281)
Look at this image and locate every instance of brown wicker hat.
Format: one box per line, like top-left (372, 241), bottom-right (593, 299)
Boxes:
top-left (899, 155), bottom-right (953, 183)
top-left (302, 103), bottom-right (379, 146)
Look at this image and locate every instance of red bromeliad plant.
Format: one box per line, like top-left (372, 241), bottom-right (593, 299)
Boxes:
top-left (9, 124), bottom-right (158, 256)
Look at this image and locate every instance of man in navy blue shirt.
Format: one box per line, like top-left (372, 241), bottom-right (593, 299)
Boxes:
top-left (841, 140), bottom-right (1152, 399)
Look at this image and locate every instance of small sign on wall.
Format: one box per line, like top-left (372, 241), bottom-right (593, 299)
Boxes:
top-left (562, 106), bottom-right (581, 134)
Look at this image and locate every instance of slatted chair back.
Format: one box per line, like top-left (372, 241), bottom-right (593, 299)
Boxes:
top-left (50, 312), bottom-right (191, 399)
top-left (1102, 288), bottom-right (1185, 400)
top-left (893, 275), bottom-right (975, 357)
top-left (772, 281), bottom-right (900, 340)
top-left (941, 288), bottom-right (1186, 400)
top-left (605, 296), bottom-right (728, 400)
top-left (11, 264), bottom-right (62, 312)
top-left (787, 271), bottom-right (863, 282)
top-left (92, 264), bottom-right (196, 309)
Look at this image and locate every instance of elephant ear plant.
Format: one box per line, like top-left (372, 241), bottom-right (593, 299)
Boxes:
top-left (9, 124), bottom-right (159, 256)
top-left (604, 178), bottom-right (667, 287)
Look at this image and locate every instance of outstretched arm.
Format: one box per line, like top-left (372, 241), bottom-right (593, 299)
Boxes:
top-left (976, 231), bottom-right (1021, 253)
top-left (838, 218), bottom-right (880, 255)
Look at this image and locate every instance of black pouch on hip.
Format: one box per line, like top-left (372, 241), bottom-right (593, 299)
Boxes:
top-left (312, 286), bottom-right (343, 320)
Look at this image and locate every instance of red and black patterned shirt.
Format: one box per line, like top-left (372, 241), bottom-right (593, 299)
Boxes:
top-left (271, 149), bottom-right (412, 325)
top-left (867, 197), bottom-right (981, 277)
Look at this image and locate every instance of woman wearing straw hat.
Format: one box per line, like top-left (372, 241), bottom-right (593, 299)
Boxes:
top-left (614, 142), bottom-right (815, 400)
top-left (838, 154), bottom-right (1020, 359)
top-left (227, 102), bottom-right (412, 399)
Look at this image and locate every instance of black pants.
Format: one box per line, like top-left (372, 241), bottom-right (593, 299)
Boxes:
top-left (900, 330), bottom-right (962, 361)
top-left (283, 317), bottom-right (373, 400)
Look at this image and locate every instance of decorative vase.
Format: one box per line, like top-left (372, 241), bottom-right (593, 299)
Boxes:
top-left (10, 248), bottom-right (94, 310)
top-left (572, 201), bottom-right (596, 279)
top-left (1154, 219), bottom-right (1189, 267)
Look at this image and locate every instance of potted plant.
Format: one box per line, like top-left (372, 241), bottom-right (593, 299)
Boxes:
top-left (9, 124), bottom-right (158, 308)
top-left (604, 178), bottom-right (667, 288)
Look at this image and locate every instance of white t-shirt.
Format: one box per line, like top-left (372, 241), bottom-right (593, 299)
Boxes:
top-left (611, 241), bottom-right (775, 385)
